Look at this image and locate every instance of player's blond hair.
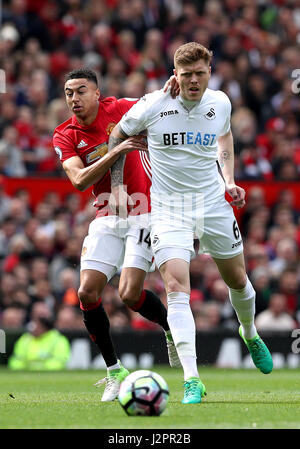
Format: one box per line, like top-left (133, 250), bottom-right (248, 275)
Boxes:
top-left (174, 42), bottom-right (213, 69)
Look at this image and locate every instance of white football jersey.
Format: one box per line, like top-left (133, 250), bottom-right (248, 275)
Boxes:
top-left (119, 88), bottom-right (232, 204)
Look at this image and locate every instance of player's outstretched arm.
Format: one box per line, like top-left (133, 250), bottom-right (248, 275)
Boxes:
top-left (217, 130), bottom-right (246, 210)
top-left (62, 135), bottom-right (146, 192)
top-left (108, 124), bottom-right (129, 188)
top-left (108, 123), bottom-right (137, 217)
top-left (109, 124), bottom-right (148, 217)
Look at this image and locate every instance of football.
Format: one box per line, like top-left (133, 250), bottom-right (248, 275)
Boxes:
top-left (118, 370), bottom-right (169, 416)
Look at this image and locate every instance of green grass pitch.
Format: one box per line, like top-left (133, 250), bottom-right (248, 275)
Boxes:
top-left (0, 367), bottom-right (299, 429)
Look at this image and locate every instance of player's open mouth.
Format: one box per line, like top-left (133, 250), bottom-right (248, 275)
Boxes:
top-left (73, 106), bottom-right (83, 111)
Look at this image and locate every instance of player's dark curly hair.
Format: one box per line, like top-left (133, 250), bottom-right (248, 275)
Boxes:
top-left (64, 68), bottom-right (99, 86)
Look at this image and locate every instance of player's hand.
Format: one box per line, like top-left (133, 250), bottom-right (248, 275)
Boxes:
top-left (109, 185), bottom-right (134, 218)
top-left (118, 135), bottom-right (148, 155)
top-left (163, 75), bottom-right (180, 98)
top-left (226, 184), bottom-right (246, 209)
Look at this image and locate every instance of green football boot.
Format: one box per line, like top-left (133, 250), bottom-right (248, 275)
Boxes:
top-left (165, 330), bottom-right (181, 368)
top-left (182, 377), bottom-right (207, 404)
top-left (94, 360), bottom-right (130, 401)
top-left (239, 325), bottom-right (273, 374)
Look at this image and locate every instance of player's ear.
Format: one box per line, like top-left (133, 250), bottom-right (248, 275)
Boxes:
top-left (173, 68), bottom-right (178, 79)
top-left (96, 88), bottom-right (100, 100)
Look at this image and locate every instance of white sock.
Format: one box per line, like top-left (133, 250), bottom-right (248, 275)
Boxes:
top-left (180, 353), bottom-right (200, 380)
top-left (229, 277), bottom-right (257, 340)
top-left (167, 292), bottom-right (199, 379)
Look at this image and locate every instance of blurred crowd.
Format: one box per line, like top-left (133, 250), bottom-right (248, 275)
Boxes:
top-left (0, 0), bottom-right (300, 335)
top-left (0, 180), bottom-right (299, 334)
top-left (0, 0), bottom-right (299, 178)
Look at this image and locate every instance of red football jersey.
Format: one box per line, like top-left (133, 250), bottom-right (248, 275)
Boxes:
top-left (53, 97), bottom-right (151, 216)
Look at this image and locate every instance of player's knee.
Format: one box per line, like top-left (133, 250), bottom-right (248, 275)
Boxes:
top-left (119, 283), bottom-right (142, 307)
top-left (227, 272), bottom-right (247, 290)
top-left (78, 285), bottom-right (99, 306)
top-left (165, 278), bottom-right (186, 294)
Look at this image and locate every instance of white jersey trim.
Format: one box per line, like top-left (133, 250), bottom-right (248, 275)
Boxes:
top-left (140, 151), bottom-right (152, 180)
top-left (123, 97), bottom-right (139, 101)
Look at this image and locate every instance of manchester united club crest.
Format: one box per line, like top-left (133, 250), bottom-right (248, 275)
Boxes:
top-left (106, 122), bottom-right (116, 135)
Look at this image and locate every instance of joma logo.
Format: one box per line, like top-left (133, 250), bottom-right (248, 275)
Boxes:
top-left (160, 110), bottom-right (179, 117)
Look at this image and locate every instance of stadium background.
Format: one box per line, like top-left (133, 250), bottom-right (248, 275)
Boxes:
top-left (0, 0), bottom-right (299, 368)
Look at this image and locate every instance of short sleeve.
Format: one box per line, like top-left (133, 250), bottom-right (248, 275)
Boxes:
top-left (117, 98), bottom-right (139, 116)
top-left (53, 130), bottom-right (76, 163)
top-left (219, 92), bottom-right (232, 136)
top-left (119, 96), bottom-right (149, 136)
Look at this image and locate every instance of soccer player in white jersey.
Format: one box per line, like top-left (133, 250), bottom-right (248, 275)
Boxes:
top-left (109, 42), bottom-right (273, 404)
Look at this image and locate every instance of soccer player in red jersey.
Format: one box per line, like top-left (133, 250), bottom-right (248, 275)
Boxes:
top-left (53, 68), bottom-right (180, 401)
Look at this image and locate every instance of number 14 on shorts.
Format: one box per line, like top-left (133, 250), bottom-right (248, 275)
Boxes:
top-left (138, 229), bottom-right (151, 248)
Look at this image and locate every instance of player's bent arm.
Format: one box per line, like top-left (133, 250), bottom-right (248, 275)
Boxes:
top-left (62, 152), bottom-right (120, 191)
top-left (62, 135), bottom-right (146, 191)
top-left (108, 124), bottom-right (136, 216)
top-left (218, 130), bottom-right (246, 209)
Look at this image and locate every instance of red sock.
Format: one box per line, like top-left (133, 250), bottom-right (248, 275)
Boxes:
top-left (128, 289), bottom-right (169, 331)
top-left (130, 290), bottom-right (146, 311)
top-left (79, 297), bottom-right (102, 311)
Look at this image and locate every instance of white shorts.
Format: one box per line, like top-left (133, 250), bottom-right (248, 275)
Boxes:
top-left (150, 195), bottom-right (243, 268)
top-left (81, 214), bottom-right (154, 281)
